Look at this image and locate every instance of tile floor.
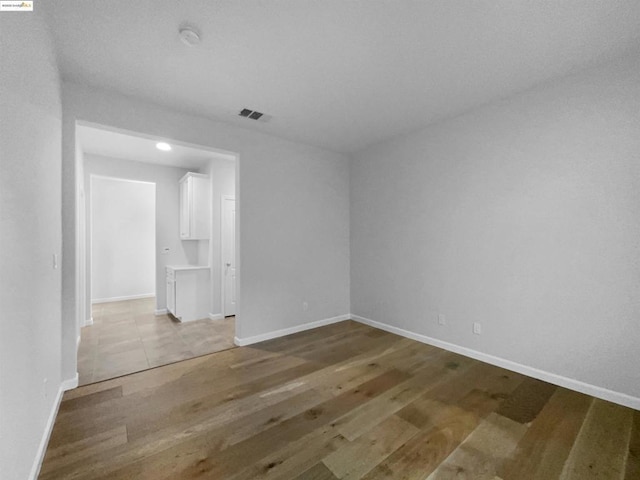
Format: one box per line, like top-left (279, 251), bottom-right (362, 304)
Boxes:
top-left (77, 297), bottom-right (235, 385)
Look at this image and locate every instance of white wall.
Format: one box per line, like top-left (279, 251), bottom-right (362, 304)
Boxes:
top-left (60, 83), bottom-right (351, 380)
top-left (0, 11), bottom-right (64, 480)
top-left (350, 54), bottom-right (640, 402)
top-left (90, 176), bottom-right (155, 302)
top-left (85, 155), bottom-right (197, 311)
top-left (76, 140), bottom-right (86, 339)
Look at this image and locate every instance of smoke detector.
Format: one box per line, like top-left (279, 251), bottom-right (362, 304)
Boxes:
top-left (179, 26), bottom-right (201, 46)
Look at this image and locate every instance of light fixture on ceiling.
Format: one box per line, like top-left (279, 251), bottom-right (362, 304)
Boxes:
top-left (179, 26), bottom-right (201, 47)
top-left (156, 142), bottom-right (172, 151)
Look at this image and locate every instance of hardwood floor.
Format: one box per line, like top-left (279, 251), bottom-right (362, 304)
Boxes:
top-left (42, 320), bottom-right (638, 479)
top-left (79, 298), bottom-right (235, 385)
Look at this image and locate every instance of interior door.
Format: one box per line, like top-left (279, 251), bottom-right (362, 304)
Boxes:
top-left (222, 196), bottom-right (236, 316)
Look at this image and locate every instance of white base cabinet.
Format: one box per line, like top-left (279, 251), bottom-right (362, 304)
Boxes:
top-left (166, 265), bottom-right (210, 322)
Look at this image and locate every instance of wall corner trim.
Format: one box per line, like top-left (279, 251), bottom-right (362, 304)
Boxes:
top-left (350, 314), bottom-right (640, 411)
top-left (154, 309), bottom-right (168, 316)
top-left (28, 374), bottom-right (77, 480)
top-left (208, 313), bottom-right (224, 321)
top-left (234, 314), bottom-right (351, 346)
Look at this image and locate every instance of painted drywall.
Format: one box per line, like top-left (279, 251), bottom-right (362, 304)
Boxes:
top-left (84, 155), bottom-right (198, 311)
top-left (350, 54), bottom-right (640, 399)
top-left (90, 176), bottom-right (155, 302)
top-left (60, 83), bottom-right (350, 381)
top-left (76, 140), bottom-right (88, 332)
top-left (0, 11), bottom-right (64, 480)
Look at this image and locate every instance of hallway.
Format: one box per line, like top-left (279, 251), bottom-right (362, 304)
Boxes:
top-left (78, 298), bottom-right (235, 385)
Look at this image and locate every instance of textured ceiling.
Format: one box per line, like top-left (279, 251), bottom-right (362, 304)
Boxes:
top-left (78, 125), bottom-right (234, 169)
top-left (45, 0), bottom-right (640, 153)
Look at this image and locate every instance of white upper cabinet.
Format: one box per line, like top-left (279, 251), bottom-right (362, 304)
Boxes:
top-left (179, 172), bottom-right (210, 240)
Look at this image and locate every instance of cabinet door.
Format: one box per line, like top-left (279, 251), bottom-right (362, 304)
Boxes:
top-left (166, 278), bottom-right (176, 314)
top-left (179, 178), bottom-right (190, 239)
top-left (191, 177), bottom-right (210, 239)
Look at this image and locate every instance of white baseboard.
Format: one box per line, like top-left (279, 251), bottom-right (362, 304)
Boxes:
top-left (84, 317), bottom-right (93, 326)
top-left (154, 308), bottom-right (168, 316)
top-left (351, 314), bottom-right (640, 411)
top-left (234, 314), bottom-right (351, 347)
top-left (61, 372), bottom-right (79, 391)
top-left (92, 293), bottom-right (155, 304)
top-left (29, 373), bottom-right (78, 480)
top-left (209, 313), bottom-right (224, 321)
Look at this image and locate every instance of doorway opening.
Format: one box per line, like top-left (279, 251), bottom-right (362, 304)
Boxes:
top-left (76, 122), bottom-right (240, 386)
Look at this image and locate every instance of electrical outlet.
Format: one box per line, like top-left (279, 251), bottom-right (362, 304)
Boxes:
top-left (438, 313), bottom-right (446, 326)
top-left (302, 301), bottom-right (309, 312)
top-left (473, 322), bottom-right (482, 335)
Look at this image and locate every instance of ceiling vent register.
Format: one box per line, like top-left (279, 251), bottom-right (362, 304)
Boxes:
top-left (238, 108), bottom-right (271, 122)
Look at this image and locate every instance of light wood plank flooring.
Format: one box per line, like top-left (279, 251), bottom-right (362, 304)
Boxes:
top-left (78, 298), bottom-right (235, 385)
top-left (43, 320), bottom-right (638, 479)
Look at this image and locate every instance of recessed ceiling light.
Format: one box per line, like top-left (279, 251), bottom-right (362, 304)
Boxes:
top-left (156, 142), bottom-right (172, 151)
top-left (179, 26), bottom-right (201, 47)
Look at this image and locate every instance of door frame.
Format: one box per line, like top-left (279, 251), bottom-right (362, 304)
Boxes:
top-left (70, 120), bottom-right (241, 386)
top-left (221, 194), bottom-right (236, 317)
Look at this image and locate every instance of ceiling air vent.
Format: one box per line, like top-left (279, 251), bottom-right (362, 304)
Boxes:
top-left (238, 108), bottom-right (271, 123)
